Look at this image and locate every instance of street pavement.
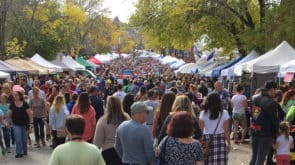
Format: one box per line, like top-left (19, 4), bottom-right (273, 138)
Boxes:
top-left (1, 140), bottom-right (251, 165)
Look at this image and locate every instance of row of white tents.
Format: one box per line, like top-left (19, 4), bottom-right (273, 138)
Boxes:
top-left (157, 41), bottom-right (295, 82)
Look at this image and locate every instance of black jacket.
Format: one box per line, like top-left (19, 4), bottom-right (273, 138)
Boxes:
top-left (90, 95), bottom-right (104, 121)
top-left (251, 92), bottom-right (279, 139)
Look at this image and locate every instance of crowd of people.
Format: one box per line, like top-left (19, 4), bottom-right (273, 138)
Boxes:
top-left (0, 57), bottom-right (295, 165)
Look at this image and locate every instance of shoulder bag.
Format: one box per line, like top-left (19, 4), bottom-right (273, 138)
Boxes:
top-left (54, 110), bottom-right (67, 138)
top-left (201, 113), bottom-right (222, 158)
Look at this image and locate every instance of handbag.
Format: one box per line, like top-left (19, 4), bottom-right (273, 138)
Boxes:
top-left (101, 147), bottom-right (122, 165)
top-left (54, 112), bottom-right (67, 138)
top-left (201, 114), bottom-right (222, 158)
top-left (56, 128), bottom-right (67, 138)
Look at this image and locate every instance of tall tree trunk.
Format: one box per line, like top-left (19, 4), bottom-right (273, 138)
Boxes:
top-left (258, 0), bottom-right (266, 28)
top-left (229, 23), bottom-right (246, 56)
top-left (0, 0), bottom-right (10, 60)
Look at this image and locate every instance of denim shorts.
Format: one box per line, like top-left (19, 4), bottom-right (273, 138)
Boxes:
top-left (232, 113), bottom-right (246, 124)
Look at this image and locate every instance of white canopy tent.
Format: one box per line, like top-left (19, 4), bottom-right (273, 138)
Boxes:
top-left (175, 63), bottom-right (200, 74)
top-left (121, 53), bottom-right (130, 58)
top-left (241, 41), bottom-right (295, 74)
top-left (198, 62), bottom-right (218, 75)
top-left (62, 56), bottom-right (85, 71)
top-left (221, 50), bottom-right (259, 78)
top-left (0, 71), bottom-right (10, 79)
top-left (205, 70), bottom-right (213, 77)
top-left (161, 56), bottom-right (178, 64)
top-left (170, 60), bottom-right (186, 69)
top-left (31, 54), bottom-right (63, 72)
top-left (278, 59), bottom-right (295, 77)
top-left (94, 54), bottom-right (111, 64)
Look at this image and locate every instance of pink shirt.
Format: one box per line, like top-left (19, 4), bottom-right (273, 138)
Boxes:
top-left (72, 105), bottom-right (96, 141)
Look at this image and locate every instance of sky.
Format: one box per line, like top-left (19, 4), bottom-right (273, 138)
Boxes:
top-left (103, 0), bottom-right (138, 23)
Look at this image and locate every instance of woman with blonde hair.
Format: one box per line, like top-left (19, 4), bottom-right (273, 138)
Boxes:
top-left (93, 96), bottom-right (130, 164)
top-left (158, 95), bottom-right (202, 143)
top-left (49, 95), bottom-right (69, 148)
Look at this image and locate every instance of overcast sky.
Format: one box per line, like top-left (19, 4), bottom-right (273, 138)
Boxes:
top-left (103, 0), bottom-right (138, 23)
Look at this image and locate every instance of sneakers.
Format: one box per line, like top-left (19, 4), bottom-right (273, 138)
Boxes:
top-left (35, 141), bottom-right (41, 148)
top-left (15, 154), bottom-right (23, 158)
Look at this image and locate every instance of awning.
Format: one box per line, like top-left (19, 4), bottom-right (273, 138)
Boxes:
top-left (76, 57), bottom-right (97, 68)
top-left (61, 56), bottom-right (85, 71)
top-left (211, 56), bottom-right (244, 77)
top-left (88, 56), bottom-right (102, 65)
top-left (51, 60), bottom-right (73, 72)
top-left (0, 60), bottom-right (28, 73)
top-left (31, 53), bottom-right (63, 72)
top-left (6, 57), bottom-right (53, 75)
top-left (0, 71), bottom-right (10, 79)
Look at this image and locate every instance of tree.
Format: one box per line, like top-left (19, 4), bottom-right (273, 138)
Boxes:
top-left (131, 0), bottom-right (294, 56)
top-left (0, 0), bottom-right (12, 59)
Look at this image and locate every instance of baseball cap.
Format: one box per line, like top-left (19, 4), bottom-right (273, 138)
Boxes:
top-left (131, 102), bottom-right (153, 115)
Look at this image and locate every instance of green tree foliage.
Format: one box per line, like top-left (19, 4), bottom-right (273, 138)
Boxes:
top-left (131, 0), bottom-right (295, 55)
top-left (0, 0), bottom-right (137, 60)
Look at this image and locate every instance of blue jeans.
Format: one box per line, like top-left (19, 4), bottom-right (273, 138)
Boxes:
top-left (13, 125), bottom-right (27, 155)
top-left (33, 118), bottom-right (44, 142)
top-left (2, 126), bottom-right (11, 148)
top-left (249, 136), bottom-right (272, 165)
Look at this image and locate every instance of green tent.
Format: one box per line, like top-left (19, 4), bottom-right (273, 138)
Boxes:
top-left (76, 57), bottom-right (97, 69)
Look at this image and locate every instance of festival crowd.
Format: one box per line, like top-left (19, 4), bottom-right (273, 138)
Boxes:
top-left (0, 57), bottom-right (294, 165)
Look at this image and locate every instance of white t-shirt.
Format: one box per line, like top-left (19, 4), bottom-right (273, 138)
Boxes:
top-left (231, 94), bottom-right (247, 114)
top-left (276, 135), bottom-right (293, 155)
top-left (199, 110), bottom-right (230, 135)
top-left (113, 91), bottom-right (126, 102)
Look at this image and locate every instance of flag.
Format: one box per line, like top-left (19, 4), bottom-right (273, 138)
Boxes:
top-left (207, 50), bottom-right (216, 61)
top-left (193, 45), bottom-right (202, 58)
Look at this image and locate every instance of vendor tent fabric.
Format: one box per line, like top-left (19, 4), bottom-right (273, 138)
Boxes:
top-left (221, 50), bottom-right (259, 78)
top-left (175, 63), bottom-right (201, 74)
top-left (241, 41), bottom-right (295, 74)
top-left (211, 56), bottom-right (244, 77)
top-left (76, 57), bottom-right (97, 68)
top-left (198, 62), bottom-right (218, 75)
top-left (170, 60), bottom-right (186, 69)
top-left (161, 56), bottom-right (178, 64)
top-left (0, 71), bottom-right (10, 79)
top-left (278, 59), bottom-right (295, 77)
top-left (88, 56), bottom-right (102, 65)
top-left (61, 56), bottom-right (85, 71)
top-left (51, 60), bottom-right (72, 72)
top-left (31, 53), bottom-right (63, 72)
top-left (6, 57), bottom-right (53, 75)
top-left (0, 60), bottom-right (27, 73)
top-left (94, 54), bottom-right (111, 64)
